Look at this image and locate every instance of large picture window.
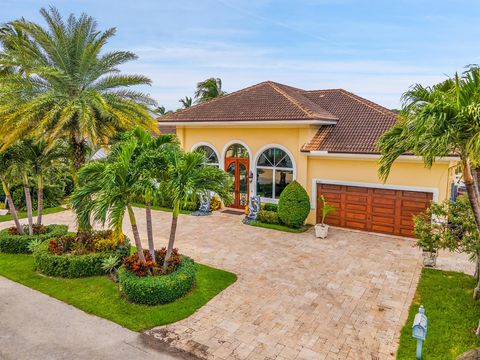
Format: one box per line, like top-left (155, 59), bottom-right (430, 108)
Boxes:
top-left (256, 147), bottom-right (294, 199)
top-left (194, 145), bottom-right (219, 166)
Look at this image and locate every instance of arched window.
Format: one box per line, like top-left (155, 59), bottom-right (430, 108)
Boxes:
top-left (256, 147), bottom-right (294, 199)
top-left (195, 145), bottom-right (219, 166)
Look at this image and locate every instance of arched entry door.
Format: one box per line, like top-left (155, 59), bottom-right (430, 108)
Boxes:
top-left (225, 144), bottom-right (249, 209)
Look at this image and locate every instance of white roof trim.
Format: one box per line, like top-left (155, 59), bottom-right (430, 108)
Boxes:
top-left (158, 119), bottom-right (337, 127)
top-left (307, 151), bottom-right (459, 163)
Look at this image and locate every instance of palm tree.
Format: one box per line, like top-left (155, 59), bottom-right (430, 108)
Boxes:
top-left (71, 140), bottom-right (147, 261)
top-left (152, 105), bottom-right (173, 116)
top-left (0, 7), bottom-right (157, 174)
top-left (162, 150), bottom-right (231, 270)
top-left (378, 66), bottom-right (480, 297)
top-left (23, 139), bottom-right (68, 225)
top-left (194, 78), bottom-right (226, 104)
top-left (9, 143), bottom-right (35, 235)
top-left (179, 96), bottom-right (193, 109)
top-left (0, 150), bottom-right (23, 234)
top-left (116, 127), bottom-right (179, 259)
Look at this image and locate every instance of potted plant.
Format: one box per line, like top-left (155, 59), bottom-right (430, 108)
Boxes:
top-left (413, 208), bottom-right (444, 267)
top-left (315, 195), bottom-right (336, 238)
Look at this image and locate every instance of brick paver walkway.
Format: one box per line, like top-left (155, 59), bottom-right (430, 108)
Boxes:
top-left (1, 209), bottom-right (473, 360)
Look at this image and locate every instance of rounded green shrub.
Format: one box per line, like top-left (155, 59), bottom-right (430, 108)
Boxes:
top-left (33, 240), bottom-right (131, 278)
top-left (277, 181), bottom-right (310, 228)
top-left (118, 256), bottom-right (196, 305)
top-left (0, 224), bottom-right (68, 254)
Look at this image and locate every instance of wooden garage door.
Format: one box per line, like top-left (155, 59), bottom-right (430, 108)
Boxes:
top-left (316, 183), bottom-right (433, 237)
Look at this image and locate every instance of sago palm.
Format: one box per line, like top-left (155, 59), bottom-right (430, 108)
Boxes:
top-left (194, 77), bottom-right (226, 104)
top-left (163, 150), bottom-right (231, 270)
top-left (0, 7), bottom-right (157, 173)
top-left (71, 140), bottom-right (147, 261)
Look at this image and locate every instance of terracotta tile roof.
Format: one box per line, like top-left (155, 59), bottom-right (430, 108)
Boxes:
top-left (301, 89), bottom-right (397, 153)
top-left (158, 81), bottom-right (397, 154)
top-left (159, 81), bottom-right (338, 122)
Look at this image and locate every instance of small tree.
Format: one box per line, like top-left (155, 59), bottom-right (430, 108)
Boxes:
top-left (0, 150), bottom-right (23, 234)
top-left (277, 181), bottom-right (310, 228)
top-left (319, 195), bottom-right (336, 226)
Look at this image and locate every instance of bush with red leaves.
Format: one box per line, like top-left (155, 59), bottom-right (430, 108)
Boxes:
top-left (122, 248), bottom-right (182, 277)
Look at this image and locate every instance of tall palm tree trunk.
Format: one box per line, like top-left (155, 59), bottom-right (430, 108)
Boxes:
top-left (23, 174), bottom-right (33, 235)
top-left (462, 159), bottom-right (480, 299)
top-left (36, 174), bottom-right (43, 225)
top-left (127, 205), bottom-right (146, 262)
top-left (70, 137), bottom-right (85, 180)
top-left (145, 202), bottom-right (155, 260)
top-left (163, 202), bottom-right (179, 271)
top-left (2, 181), bottom-right (23, 234)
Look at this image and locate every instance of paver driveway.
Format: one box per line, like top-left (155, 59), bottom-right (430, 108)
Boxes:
top-left (1, 209), bottom-right (429, 360)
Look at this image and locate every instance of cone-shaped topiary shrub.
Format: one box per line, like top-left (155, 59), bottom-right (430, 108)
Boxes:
top-left (277, 181), bottom-right (310, 228)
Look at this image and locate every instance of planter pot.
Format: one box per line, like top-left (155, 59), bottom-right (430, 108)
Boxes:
top-left (422, 249), bottom-right (438, 267)
top-left (315, 224), bottom-right (329, 238)
top-left (0, 209), bottom-right (8, 216)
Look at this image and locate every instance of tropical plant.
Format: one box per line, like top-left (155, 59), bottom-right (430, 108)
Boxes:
top-left (319, 195), bottom-right (336, 226)
top-left (179, 96), bottom-right (193, 109)
top-left (0, 150), bottom-right (22, 234)
top-left (11, 139), bottom-right (68, 225)
top-left (162, 150), bottom-right (231, 270)
top-left (71, 140), bottom-right (147, 261)
top-left (101, 254), bottom-right (121, 280)
top-left (378, 65), bottom-right (480, 298)
top-left (194, 77), bottom-right (226, 104)
top-left (0, 7), bottom-right (157, 174)
top-left (27, 238), bottom-right (43, 253)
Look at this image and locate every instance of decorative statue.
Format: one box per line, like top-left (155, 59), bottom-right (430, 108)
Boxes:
top-left (247, 195), bottom-right (261, 220)
top-left (192, 192), bottom-right (211, 216)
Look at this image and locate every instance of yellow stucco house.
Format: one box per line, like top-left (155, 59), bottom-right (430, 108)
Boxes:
top-left (159, 81), bottom-right (457, 237)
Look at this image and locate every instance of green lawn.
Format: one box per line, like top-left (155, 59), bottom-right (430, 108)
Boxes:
top-left (245, 220), bottom-right (312, 233)
top-left (0, 252), bottom-right (237, 331)
top-left (397, 268), bottom-right (480, 359)
top-left (0, 206), bottom-right (67, 223)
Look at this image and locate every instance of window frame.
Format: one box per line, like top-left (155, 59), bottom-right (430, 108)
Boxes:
top-left (254, 145), bottom-right (296, 202)
top-left (191, 143), bottom-right (220, 167)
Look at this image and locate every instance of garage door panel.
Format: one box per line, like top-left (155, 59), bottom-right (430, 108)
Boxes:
top-left (372, 188), bottom-right (396, 197)
top-left (371, 215), bottom-right (395, 225)
top-left (371, 224), bottom-right (395, 233)
top-left (372, 197), bottom-right (396, 206)
top-left (317, 183), bottom-right (432, 237)
top-left (345, 220), bottom-right (367, 230)
top-left (345, 212), bottom-right (367, 221)
top-left (371, 206), bottom-right (395, 215)
top-left (346, 203), bottom-right (367, 211)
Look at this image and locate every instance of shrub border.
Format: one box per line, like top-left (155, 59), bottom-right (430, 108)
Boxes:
top-left (0, 224), bottom-right (68, 254)
top-left (33, 240), bottom-right (130, 278)
top-left (118, 256), bottom-right (196, 305)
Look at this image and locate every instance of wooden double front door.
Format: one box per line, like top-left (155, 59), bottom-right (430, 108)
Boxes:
top-left (317, 183), bottom-right (433, 237)
top-left (225, 158), bottom-right (249, 209)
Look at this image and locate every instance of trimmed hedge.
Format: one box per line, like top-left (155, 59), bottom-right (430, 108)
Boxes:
top-left (0, 225), bottom-right (68, 254)
top-left (277, 181), bottom-right (310, 228)
top-left (257, 210), bottom-right (280, 224)
top-left (262, 203), bottom-right (278, 212)
top-left (118, 256), bottom-right (196, 305)
top-left (33, 240), bottom-right (130, 278)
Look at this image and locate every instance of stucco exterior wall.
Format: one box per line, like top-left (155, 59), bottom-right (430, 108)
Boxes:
top-left (177, 126), bottom-right (456, 224)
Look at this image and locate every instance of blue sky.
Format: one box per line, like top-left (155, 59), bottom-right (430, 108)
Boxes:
top-left (2, 0), bottom-right (480, 110)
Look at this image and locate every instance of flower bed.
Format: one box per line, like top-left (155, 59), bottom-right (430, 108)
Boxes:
top-left (0, 224), bottom-right (68, 254)
top-left (33, 230), bottom-right (130, 278)
top-left (118, 256), bottom-right (196, 305)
